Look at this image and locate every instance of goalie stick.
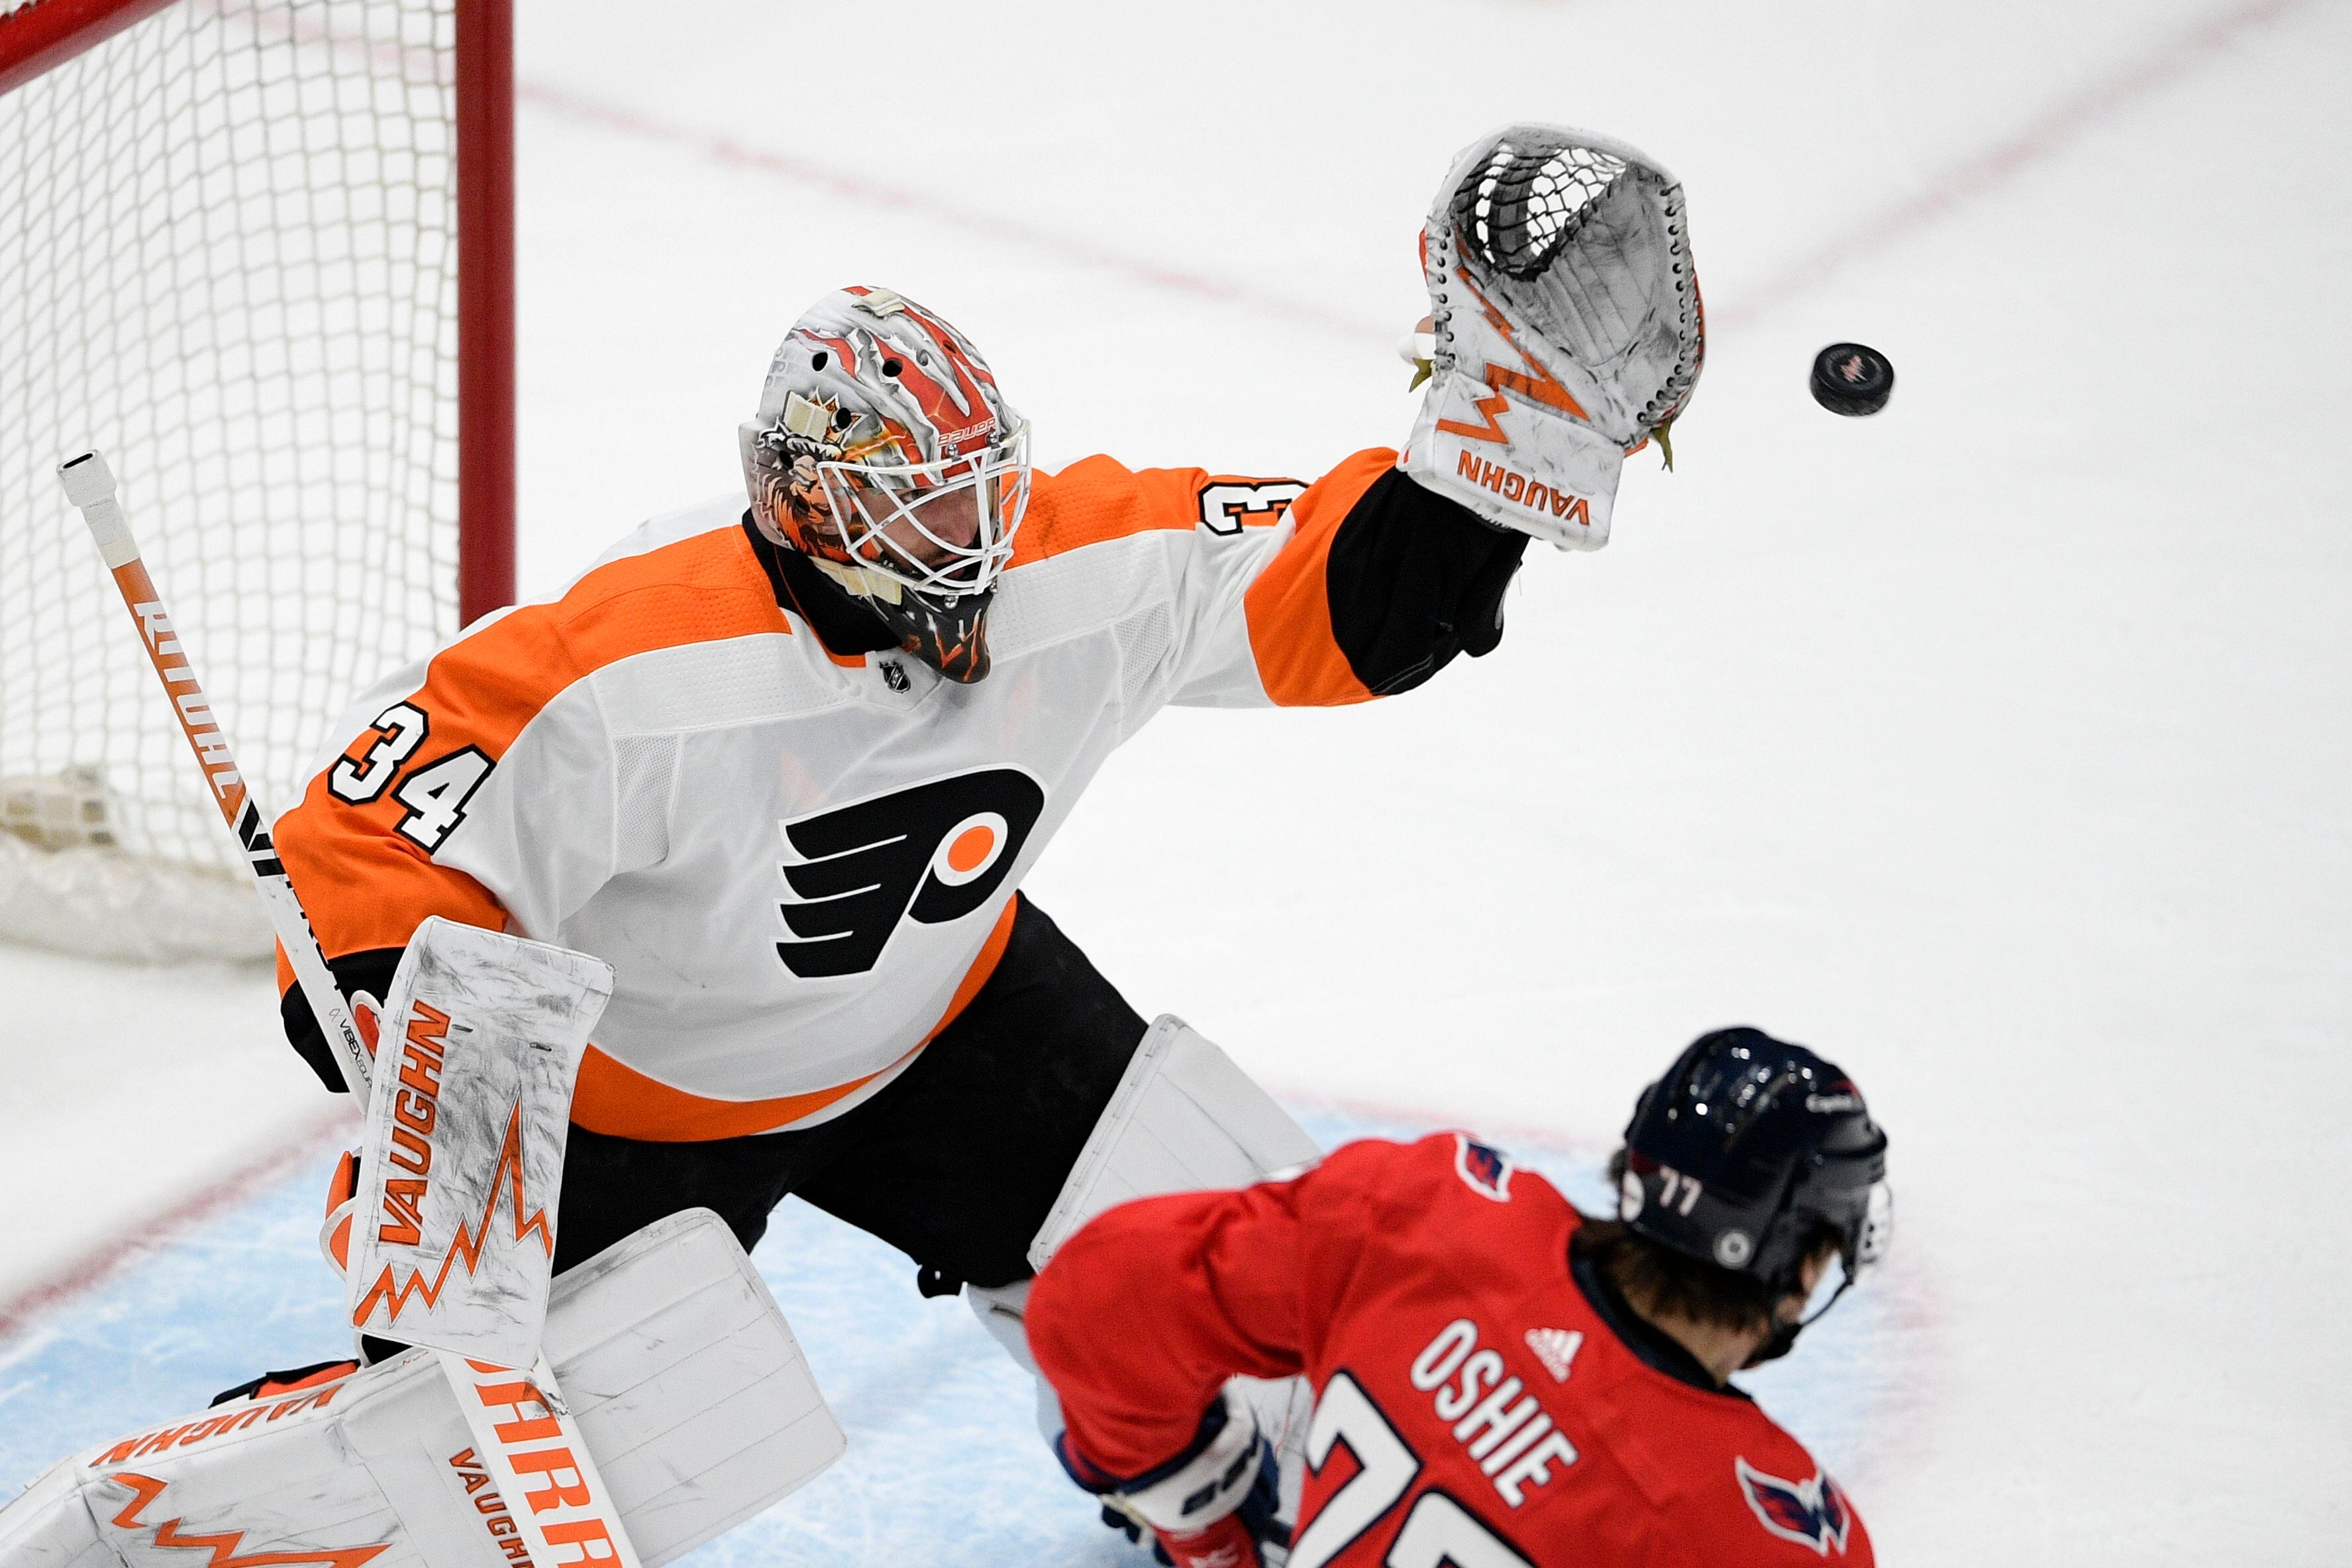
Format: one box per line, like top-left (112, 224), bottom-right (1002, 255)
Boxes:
top-left (57, 449), bottom-right (648, 1568)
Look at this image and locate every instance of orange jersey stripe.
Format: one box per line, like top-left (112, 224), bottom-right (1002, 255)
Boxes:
top-left (568, 893), bottom-right (1022, 1141)
top-left (1011, 456), bottom-right (1219, 569)
top-left (276, 524), bottom-right (788, 965)
top-left (1241, 448), bottom-right (1393, 707)
top-left (1014, 449), bottom-right (1393, 707)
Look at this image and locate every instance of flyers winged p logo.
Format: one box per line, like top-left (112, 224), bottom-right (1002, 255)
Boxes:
top-left (776, 767), bottom-right (1046, 977)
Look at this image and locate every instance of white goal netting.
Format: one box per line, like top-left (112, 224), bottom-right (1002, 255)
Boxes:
top-left (0, 0), bottom-right (469, 963)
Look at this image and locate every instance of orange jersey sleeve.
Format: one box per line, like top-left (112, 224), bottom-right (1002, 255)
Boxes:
top-left (274, 523), bottom-right (787, 982)
top-left (1014, 452), bottom-right (1524, 710)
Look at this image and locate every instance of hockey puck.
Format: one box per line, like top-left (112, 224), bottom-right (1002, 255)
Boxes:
top-left (1810, 342), bottom-right (1894, 416)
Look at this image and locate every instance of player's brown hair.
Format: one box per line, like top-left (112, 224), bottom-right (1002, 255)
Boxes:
top-left (1580, 1149), bottom-right (1837, 1337)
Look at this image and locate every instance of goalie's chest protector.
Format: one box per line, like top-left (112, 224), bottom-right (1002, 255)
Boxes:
top-left (291, 483), bottom-right (1280, 1142)
top-left (560, 582), bottom-right (1117, 1122)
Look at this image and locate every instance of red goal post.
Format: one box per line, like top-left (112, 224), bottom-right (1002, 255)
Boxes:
top-left (0, 0), bottom-right (515, 962)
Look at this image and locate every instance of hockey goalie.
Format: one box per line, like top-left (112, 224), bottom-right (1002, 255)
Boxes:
top-left (0, 121), bottom-right (1703, 1563)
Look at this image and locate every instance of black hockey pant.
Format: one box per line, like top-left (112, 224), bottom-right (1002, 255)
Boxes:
top-left (547, 893), bottom-right (1147, 1295)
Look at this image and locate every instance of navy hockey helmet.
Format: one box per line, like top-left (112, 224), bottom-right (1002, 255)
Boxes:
top-left (1618, 1026), bottom-right (1890, 1304)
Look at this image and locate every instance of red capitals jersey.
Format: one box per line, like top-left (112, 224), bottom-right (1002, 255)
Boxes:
top-left (1026, 1134), bottom-right (1872, 1568)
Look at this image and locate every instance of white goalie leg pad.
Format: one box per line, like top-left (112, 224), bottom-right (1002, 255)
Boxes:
top-left (346, 916), bottom-right (615, 1368)
top-left (0, 1210), bottom-right (843, 1568)
top-left (1027, 1014), bottom-right (1320, 1270)
top-left (1011, 1016), bottom-right (1321, 1532)
top-left (966, 1277), bottom-right (1037, 1376)
top-left (0, 1463), bottom-right (109, 1568)
top-left (1247, 1375), bottom-right (1316, 1542)
top-left (964, 1278), bottom-right (1072, 1446)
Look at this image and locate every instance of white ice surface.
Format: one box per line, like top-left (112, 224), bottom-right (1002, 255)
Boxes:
top-left (4, 0), bottom-right (2349, 1559)
top-left (0, 944), bottom-right (346, 1300)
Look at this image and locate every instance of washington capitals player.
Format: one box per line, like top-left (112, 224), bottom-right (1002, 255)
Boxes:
top-left (1028, 1028), bottom-right (1893, 1568)
top-left (268, 121), bottom-right (1700, 1457)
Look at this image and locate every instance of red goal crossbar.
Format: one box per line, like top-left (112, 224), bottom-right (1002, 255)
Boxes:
top-left (0, 0), bottom-right (517, 624)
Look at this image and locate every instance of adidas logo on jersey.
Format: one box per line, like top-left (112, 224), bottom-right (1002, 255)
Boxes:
top-left (1524, 1327), bottom-right (1582, 1383)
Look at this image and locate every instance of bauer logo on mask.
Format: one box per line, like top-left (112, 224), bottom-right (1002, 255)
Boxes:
top-left (775, 767), bottom-right (1047, 979)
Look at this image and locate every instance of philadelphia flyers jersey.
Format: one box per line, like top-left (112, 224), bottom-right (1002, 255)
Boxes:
top-left (274, 452), bottom-right (1521, 1141)
top-left (1026, 1134), bottom-right (1874, 1568)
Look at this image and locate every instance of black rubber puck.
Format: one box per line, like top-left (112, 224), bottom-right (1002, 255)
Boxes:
top-left (1810, 342), bottom-right (1894, 416)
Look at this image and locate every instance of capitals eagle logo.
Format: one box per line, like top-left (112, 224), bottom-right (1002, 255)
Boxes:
top-left (1735, 1457), bottom-right (1854, 1555)
top-left (1453, 1134), bottom-right (1515, 1201)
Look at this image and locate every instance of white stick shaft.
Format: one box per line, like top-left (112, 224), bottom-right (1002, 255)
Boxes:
top-left (59, 450), bottom-right (645, 1568)
top-left (440, 1349), bottom-right (646, 1568)
top-left (56, 450), bottom-right (372, 1099)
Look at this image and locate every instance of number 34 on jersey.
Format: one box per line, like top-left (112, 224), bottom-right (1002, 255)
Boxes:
top-left (327, 701), bottom-right (495, 854)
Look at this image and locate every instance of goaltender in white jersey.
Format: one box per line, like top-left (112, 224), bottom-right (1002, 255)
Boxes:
top-left (273, 282), bottom-right (1556, 1267)
top-left (250, 121), bottom-right (1706, 1557)
top-left (285, 423), bottom-right (1399, 1141)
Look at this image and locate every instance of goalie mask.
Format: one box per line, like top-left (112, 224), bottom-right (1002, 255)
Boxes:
top-left (740, 287), bottom-right (1031, 682)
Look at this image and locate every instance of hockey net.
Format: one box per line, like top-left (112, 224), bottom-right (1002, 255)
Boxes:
top-left (0, 0), bottom-right (509, 963)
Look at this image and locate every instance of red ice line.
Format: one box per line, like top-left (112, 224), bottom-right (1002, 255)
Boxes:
top-left (512, 78), bottom-right (1397, 348)
top-left (1715, 0), bottom-right (2315, 329)
top-left (0, 0), bottom-right (2302, 1346)
top-left (0, 1104), bottom-right (354, 1344)
top-left (522, 0), bottom-right (2310, 344)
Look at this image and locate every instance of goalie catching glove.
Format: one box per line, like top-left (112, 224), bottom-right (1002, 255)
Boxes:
top-left (1402, 122), bottom-right (1704, 550)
